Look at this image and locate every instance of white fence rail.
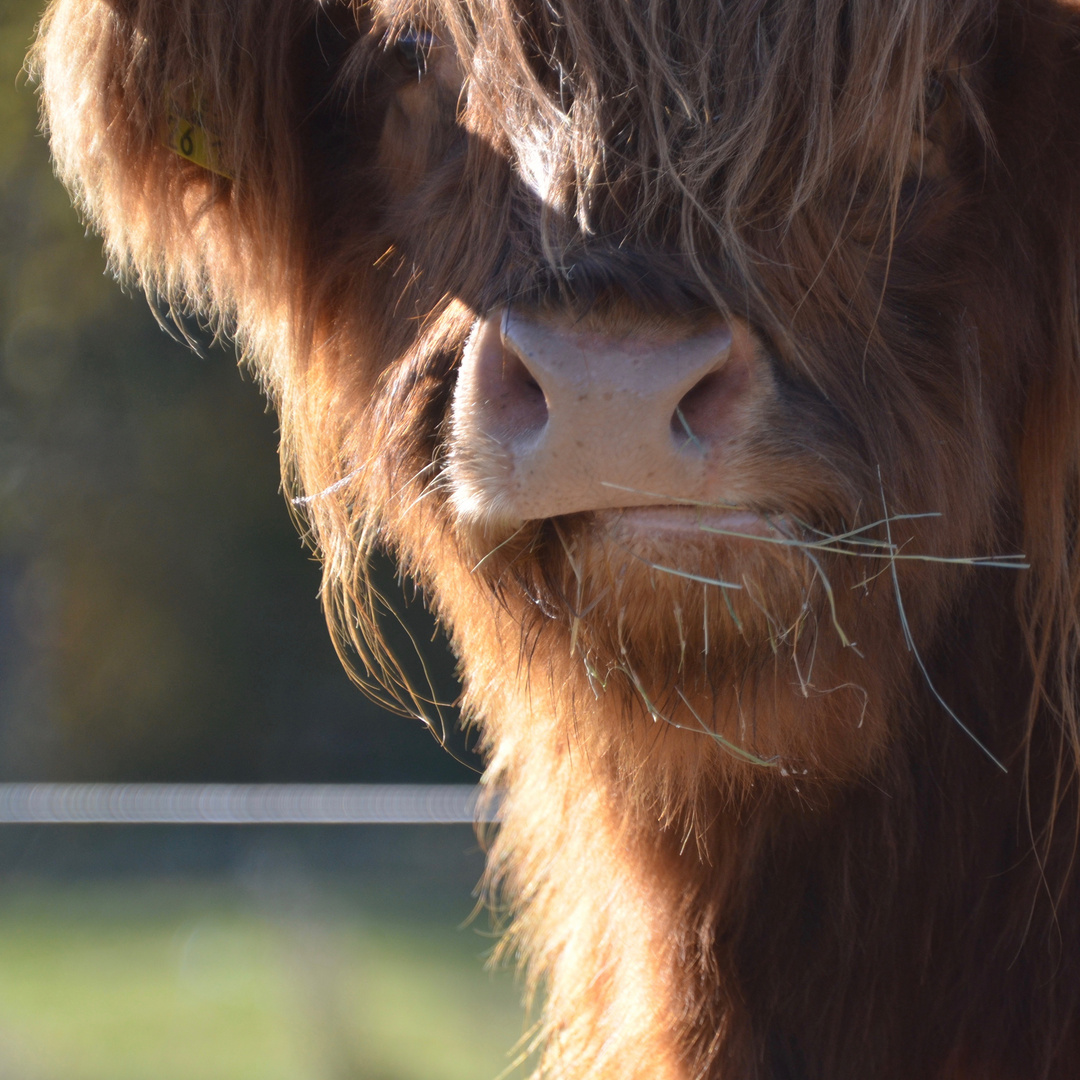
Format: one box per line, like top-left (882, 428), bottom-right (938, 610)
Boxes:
top-left (0, 784), bottom-right (494, 825)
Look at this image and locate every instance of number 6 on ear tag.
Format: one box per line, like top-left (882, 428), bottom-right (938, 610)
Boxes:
top-left (164, 108), bottom-right (231, 179)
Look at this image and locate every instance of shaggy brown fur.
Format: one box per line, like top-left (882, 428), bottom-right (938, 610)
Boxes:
top-left (30, 0), bottom-right (1080, 1075)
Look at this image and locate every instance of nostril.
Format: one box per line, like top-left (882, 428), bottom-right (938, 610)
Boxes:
top-left (671, 368), bottom-right (728, 450)
top-left (508, 352), bottom-right (544, 398)
top-left (482, 344), bottom-right (549, 444)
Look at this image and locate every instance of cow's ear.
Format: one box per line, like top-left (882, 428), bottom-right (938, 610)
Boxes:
top-left (32, 0), bottom-right (361, 347)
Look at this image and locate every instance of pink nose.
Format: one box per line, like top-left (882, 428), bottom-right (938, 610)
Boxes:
top-left (449, 308), bottom-right (756, 523)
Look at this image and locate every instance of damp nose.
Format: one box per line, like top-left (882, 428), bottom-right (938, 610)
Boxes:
top-left (449, 308), bottom-right (758, 523)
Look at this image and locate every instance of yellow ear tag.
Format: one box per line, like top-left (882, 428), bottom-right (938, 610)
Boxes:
top-left (164, 108), bottom-right (232, 179)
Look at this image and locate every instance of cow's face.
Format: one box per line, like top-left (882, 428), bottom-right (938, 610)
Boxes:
top-left (39, 0), bottom-right (1037, 796)
top-left (310, 0), bottom-right (1040, 791)
top-left (33, 4), bottom-right (1080, 1071)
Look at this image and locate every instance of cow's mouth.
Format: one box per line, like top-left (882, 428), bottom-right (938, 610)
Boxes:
top-left (596, 504), bottom-right (777, 540)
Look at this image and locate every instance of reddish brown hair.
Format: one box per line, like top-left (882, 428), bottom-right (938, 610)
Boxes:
top-left (31, 0), bottom-right (1080, 1075)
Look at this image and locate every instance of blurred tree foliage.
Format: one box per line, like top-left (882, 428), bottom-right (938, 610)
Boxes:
top-left (0, 2), bottom-right (471, 782)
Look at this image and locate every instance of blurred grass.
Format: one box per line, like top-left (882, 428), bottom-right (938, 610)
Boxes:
top-left (0, 878), bottom-right (526, 1080)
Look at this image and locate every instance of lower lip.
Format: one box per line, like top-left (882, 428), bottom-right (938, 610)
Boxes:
top-left (599, 506), bottom-right (776, 537)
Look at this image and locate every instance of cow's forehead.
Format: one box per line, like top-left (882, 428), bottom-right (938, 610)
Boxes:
top-left (415, 3), bottom-right (983, 191)
top-left (362, 0), bottom-right (992, 109)
top-left (364, 0), bottom-right (994, 43)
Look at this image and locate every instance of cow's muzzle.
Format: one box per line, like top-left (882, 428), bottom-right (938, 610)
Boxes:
top-left (448, 307), bottom-right (767, 526)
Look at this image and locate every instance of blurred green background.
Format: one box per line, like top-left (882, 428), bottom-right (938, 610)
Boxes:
top-left (0, 4), bottom-right (522, 1077)
top-left (0, 826), bottom-right (528, 1080)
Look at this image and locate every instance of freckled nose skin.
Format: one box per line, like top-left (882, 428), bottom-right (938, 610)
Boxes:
top-left (449, 308), bottom-right (761, 524)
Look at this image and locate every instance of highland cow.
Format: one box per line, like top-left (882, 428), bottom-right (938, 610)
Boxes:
top-left (30, 0), bottom-right (1080, 1076)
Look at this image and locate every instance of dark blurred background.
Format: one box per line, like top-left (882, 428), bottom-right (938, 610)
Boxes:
top-left (0, 0), bottom-right (475, 788)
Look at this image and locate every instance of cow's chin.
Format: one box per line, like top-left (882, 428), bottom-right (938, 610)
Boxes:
top-left (449, 506), bottom-right (906, 801)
